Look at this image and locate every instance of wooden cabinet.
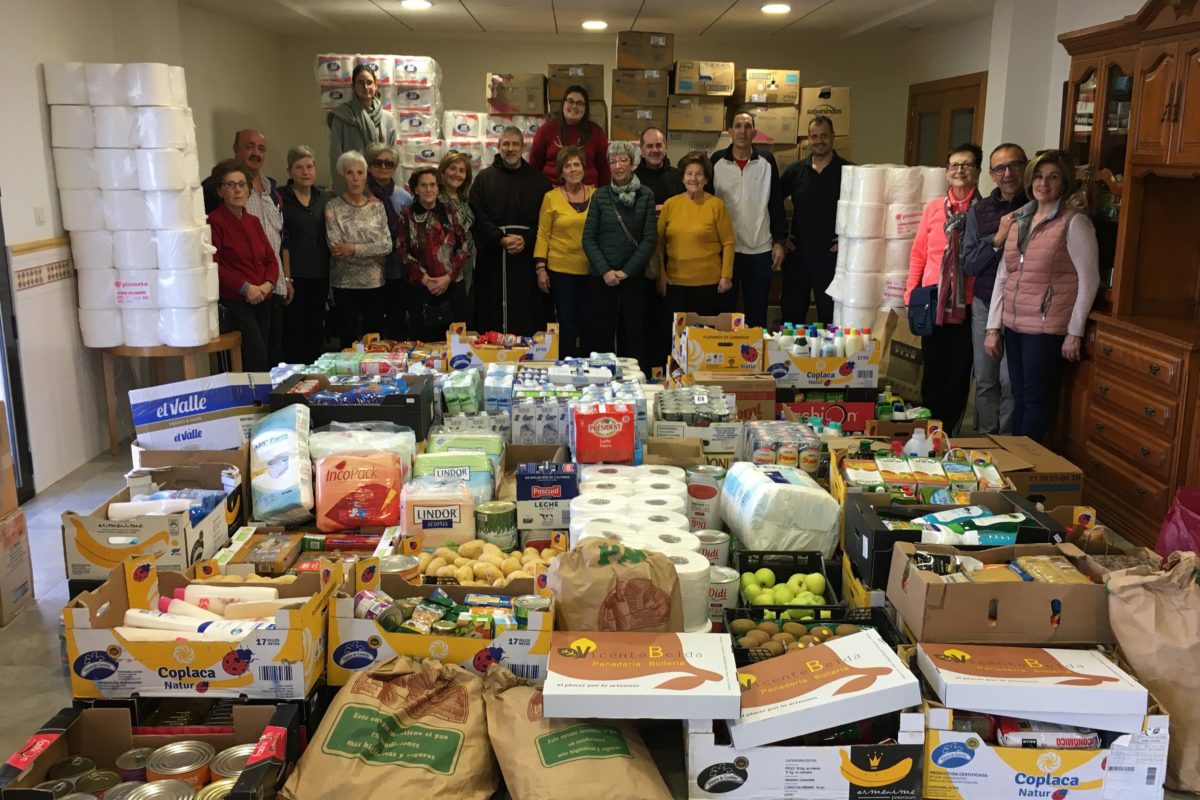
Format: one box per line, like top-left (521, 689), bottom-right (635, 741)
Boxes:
top-left (1172, 37), bottom-right (1200, 163)
top-left (1131, 42), bottom-right (1177, 162)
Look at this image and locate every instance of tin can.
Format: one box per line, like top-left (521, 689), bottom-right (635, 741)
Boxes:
top-left (104, 783), bottom-right (146, 800)
top-left (48, 756), bottom-right (95, 781)
top-left (475, 501), bottom-right (518, 551)
top-left (431, 620), bottom-right (457, 636)
top-left (513, 594), bottom-right (550, 627)
top-left (379, 554), bottom-right (420, 583)
top-left (115, 747), bottom-right (153, 782)
top-left (33, 779), bottom-right (75, 799)
top-left (74, 770), bottom-right (121, 796)
top-left (685, 464), bottom-right (725, 532)
top-left (707, 566), bottom-right (740, 631)
top-left (195, 779), bottom-right (237, 800)
top-left (59, 794), bottom-right (99, 800)
top-left (145, 741), bottom-right (215, 788)
top-left (125, 781), bottom-right (197, 800)
top-left (695, 530), bottom-right (730, 567)
top-left (210, 743), bottom-right (255, 780)
top-left (353, 589), bottom-right (394, 620)
top-left (376, 604), bottom-right (410, 633)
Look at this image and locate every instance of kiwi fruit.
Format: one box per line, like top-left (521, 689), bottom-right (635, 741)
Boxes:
top-left (822, 634), bottom-right (841, 643)
top-left (798, 635), bottom-right (819, 646)
top-left (786, 641), bottom-right (803, 651)
top-left (740, 630), bottom-right (769, 646)
top-left (756, 621), bottom-right (780, 637)
top-left (781, 621), bottom-right (807, 637)
top-left (771, 632), bottom-right (797, 646)
top-left (810, 625), bottom-right (834, 639)
top-left (761, 640), bottom-right (785, 657)
top-left (835, 624), bottom-right (861, 637)
top-left (729, 618), bottom-right (757, 636)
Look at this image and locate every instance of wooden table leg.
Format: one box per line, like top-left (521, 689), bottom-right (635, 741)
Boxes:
top-left (154, 358), bottom-right (167, 386)
top-left (229, 344), bottom-right (243, 373)
top-left (182, 354), bottom-right (198, 381)
top-left (102, 352), bottom-right (119, 455)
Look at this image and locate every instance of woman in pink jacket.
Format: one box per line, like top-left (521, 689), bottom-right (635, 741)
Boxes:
top-left (984, 150), bottom-right (1099, 442)
top-left (904, 143), bottom-right (982, 434)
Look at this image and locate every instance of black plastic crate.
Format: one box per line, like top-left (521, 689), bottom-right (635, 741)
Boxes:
top-left (733, 550), bottom-right (844, 617)
top-left (723, 606), bottom-right (908, 666)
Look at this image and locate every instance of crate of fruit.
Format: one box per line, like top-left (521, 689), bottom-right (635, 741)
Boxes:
top-left (723, 606), bottom-right (908, 665)
top-left (734, 550), bottom-right (845, 620)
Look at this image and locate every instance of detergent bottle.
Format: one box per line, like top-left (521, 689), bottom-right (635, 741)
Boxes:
top-left (903, 428), bottom-right (931, 458)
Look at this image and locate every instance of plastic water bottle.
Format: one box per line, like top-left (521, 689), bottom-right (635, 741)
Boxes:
top-left (903, 428), bottom-right (930, 457)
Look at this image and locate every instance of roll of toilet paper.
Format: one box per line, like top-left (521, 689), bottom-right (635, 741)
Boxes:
top-left (122, 309), bottom-right (163, 347)
top-left (315, 54), bottom-right (354, 84)
top-left (319, 84), bottom-right (352, 109)
top-left (627, 492), bottom-right (687, 516)
top-left (181, 150), bottom-right (200, 186)
top-left (639, 479), bottom-right (688, 503)
top-left (840, 305), bottom-right (878, 330)
top-left (836, 240), bottom-right (847, 272)
top-left (885, 204), bottom-right (923, 239)
top-left (572, 522), bottom-right (646, 550)
top-left (113, 230), bottom-right (158, 268)
top-left (826, 271), bottom-right (846, 302)
top-left (94, 148), bottom-right (139, 190)
top-left (93, 106), bottom-right (138, 148)
top-left (59, 189), bottom-right (105, 231)
top-left (570, 493), bottom-right (629, 519)
top-left (633, 464), bottom-right (685, 483)
top-left (137, 149), bottom-right (187, 190)
top-left (85, 63), bottom-right (125, 105)
top-left (885, 166), bottom-right (923, 205)
top-left (443, 110), bottom-right (484, 139)
top-left (184, 109), bottom-right (197, 150)
top-left (190, 188), bottom-right (206, 227)
top-left (103, 190), bottom-right (148, 230)
top-left (579, 478), bottom-right (634, 496)
top-left (567, 513), bottom-right (630, 547)
top-left (70, 231), bottom-right (114, 271)
top-left (205, 267), bottom-right (219, 303)
top-left (885, 237), bottom-right (913, 272)
top-left (627, 510), bottom-right (690, 531)
top-left (158, 307), bottom-right (210, 347)
top-left (835, 199), bottom-right (848, 237)
top-left (637, 526), bottom-right (702, 554)
top-left (157, 268), bottom-right (207, 308)
top-left (881, 272), bottom-right (908, 309)
top-left (840, 165), bottom-right (856, 201)
top-left (850, 166), bottom-right (886, 204)
top-left (123, 63), bottom-right (173, 106)
top-left (355, 55), bottom-right (392, 83)
top-left (664, 549), bottom-right (711, 632)
top-left (579, 464), bottom-right (637, 481)
top-left (144, 190), bottom-right (196, 229)
top-left (921, 167), bottom-right (948, 200)
top-left (207, 302), bottom-right (219, 340)
top-left (45, 62), bottom-right (89, 105)
top-left (77, 308), bottom-right (124, 348)
top-left (842, 202), bottom-right (885, 238)
top-left (168, 66), bottom-right (188, 106)
top-left (51, 106), bottom-right (95, 149)
top-left (155, 227), bottom-right (206, 269)
top-left (136, 107), bottom-right (190, 150)
top-left (838, 272), bottom-right (884, 307)
top-left (841, 236), bottom-right (884, 274)
top-left (116, 269), bottom-right (157, 308)
top-left (77, 269), bottom-right (119, 309)
top-left (53, 148), bottom-right (97, 189)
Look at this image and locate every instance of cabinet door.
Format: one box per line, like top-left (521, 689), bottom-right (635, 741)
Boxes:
top-left (1131, 42), bottom-right (1178, 163)
top-left (1170, 37), bottom-right (1200, 164)
top-left (1064, 59), bottom-right (1101, 169)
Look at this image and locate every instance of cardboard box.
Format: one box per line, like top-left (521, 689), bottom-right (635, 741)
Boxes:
top-left (611, 68), bottom-right (670, 106)
top-left (764, 337), bottom-right (881, 389)
top-left (652, 420), bottom-right (743, 468)
top-left (768, 142), bottom-right (800, 170)
top-left (953, 436), bottom-right (1084, 508)
top-left (673, 312), bottom-right (765, 374)
top-left (326, 559), bottom-right (553, 685)
top-left (886, 541), bottom-right (1114, 645)
top-left (546, 98), bottom-right (607, 131)
top-left (728, 628), bottom-right (920, 749)
top-left (842, 553), bottom-right (886, 609)
top-left (486, 72), bottom-right (546, 114)
top-left (228, 531), bottom-right (304, 575)
top-left (64, 555), bottom-right (338, 699)
top-left (673, 60), bottom-right (736, 97)
top-left (780, 401), bottom-right (876, 433)
top-left (546, 63), bottom-right (604, 103)
top-left (667, 95), bottom-right (726, 131)
top-left (800, 134), bottom-right (853, 160)
top-left (542, 631), bottom-right (741, 719)
top-left (864, 419), bottom-right (943, 438)
top-left (447, 322), bottom-right (559, 369)
top-left (0, 510), bottom-right (32, 626)
top-left (516, 459), bottom-right (578, 530)
top-left (666, 130), bottom-right (723, 163)
top-left (269, 373), bottom-right (436, 440)
top-left (739, 105), bottom-right (799, 143)
top-left (129, 373), bottom-right (270, 452)
top-left (689, 372), bottom-right (776, 421)
top-left (0, 402), bottom-right (17, 519)
top-left (61, 462), bottom-right (243, 581)
top-left (131, 440), bottom-right (252, 515)
top-left (800, 86), bottom-right (852, 136)
top-left (616, 30), bottom-right (674, 70)
top-left (610, 105), bottom-right (667, 142)
top-left (735, 68), bottom-right (801, 105)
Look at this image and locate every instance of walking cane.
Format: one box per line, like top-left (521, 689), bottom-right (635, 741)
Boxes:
top-left (498, 224), bottom-right (530, 334)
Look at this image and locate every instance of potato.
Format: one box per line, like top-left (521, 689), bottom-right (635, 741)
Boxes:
top-left (433, 547), bottom-right (458, 562)
top-left (417, 552), bottom-right (434, 572)
top-left (540, 547), bottom-right (559, 561)
top-left (453, 557), bottom-right (473, 568)
top-left (523, 547), bottom-right (541, 560)
top-left (500, 557), bottom-right (523, 576)
top-left (507, 570), bottom-right (533, 581)
top-left (458, 540), bottom-right (485, 559)
top-left (472, 561), bottom-right (495, 579)
top-left (482, 542), bottom-right (503, 557)
top-left (729, 619), bottom-right (757, 636)
top-left (435, 565), bottom-right (457, 578)
top-left (425, 556), bottom-right (448, 576)
top-left (451, 564), bottom-right (471, 584)
top-left (480, 551), bottom-right (505, 568)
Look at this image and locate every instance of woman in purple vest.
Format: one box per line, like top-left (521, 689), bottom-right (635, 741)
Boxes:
top-left (984, 150), bottom-right (1100, 442)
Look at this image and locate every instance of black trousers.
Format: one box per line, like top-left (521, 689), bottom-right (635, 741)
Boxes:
top-left (267, 294), bottom-right (284, 365)
top-left (333, 287), bottom-right (386, 349)
top-left (410, 280), bottom-right (470, 342)
top-left (383, 278), bottom-right (410, 342)
top-left (219, 298), bottom-right (271, 372)
top-left (665, 282), bottom-right (721, 317)
top-left (587, 276), bottom-right (645, 369)
top-left (781, 249), bottom-right (836, 326)
top-left (282, 277), bottom-right (328, 365)
top-left (920, 312), bottom-right (974, 435)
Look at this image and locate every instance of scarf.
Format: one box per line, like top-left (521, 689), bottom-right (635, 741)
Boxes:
top-left (612, 174), bottom-right (642, 208)
top-left (368, 175), bottom-right (401, 238)
top-left (936, 186), bottom-right (978, 326)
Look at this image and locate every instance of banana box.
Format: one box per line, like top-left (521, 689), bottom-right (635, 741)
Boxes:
top-left (446, 322), bottom-right (560, 370)
top-left (64, 555), bottom-right (339, 700)
top-left (923, 701), bottom-right (1169, 800)
top-left (326, 558), bottom-right (554, 685)
top-left (686, 713), bottom-right (925, 799)
top-left (60, 463), bottom-right (244, 581)
top-left (765, 338), bottom-right (882, 389)
top-left (672, 313), bottom-right (765, 373)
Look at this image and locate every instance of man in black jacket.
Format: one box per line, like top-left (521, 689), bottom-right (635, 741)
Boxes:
top-left (634, 127), bottom-right (684, 370)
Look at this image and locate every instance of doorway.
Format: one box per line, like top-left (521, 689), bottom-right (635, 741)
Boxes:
top-left (0, 189), bottom-right (35, 504)
top-left (905, 72), bottom-right (988, 166)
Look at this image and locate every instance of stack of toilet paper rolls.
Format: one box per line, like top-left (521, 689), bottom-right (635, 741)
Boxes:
top-left (48, 62), bottom-right (216, 349)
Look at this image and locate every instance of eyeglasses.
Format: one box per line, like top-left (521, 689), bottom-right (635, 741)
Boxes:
top-left (371, 159), bottom-right (396, 169)
top-left (563, 98), bottom-right (587, 108)
top-left (221, 180), bottom-right (248, 189)
top-left (946, 162), bottom-right (977, 172)
top-left (989, 160), bottom-right (1026, 176)
top-left (608, 157), bottom-right (631, 165)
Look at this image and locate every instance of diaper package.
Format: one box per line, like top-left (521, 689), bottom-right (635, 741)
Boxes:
top-left (412, 451), bottom-right (495, 505)
top-left (314, 452), bottom-right (403, 532)
top-left (250, 405), bottom-right (314, 524)
top-left (308, 422), bottom-right (417, 479)
top-left (426, 429), bottom-right (505, 472)
top-left (720, 463), bottom-right (841, 557)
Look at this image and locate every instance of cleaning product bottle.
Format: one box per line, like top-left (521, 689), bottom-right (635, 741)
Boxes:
top-left (904, 428), bottom-right (930, 457)
top-left (821, 330), bottom-right (838, 357)
top-left (791, 335), bottom-right (807, 356)
top-left (808, 327), bottom-right (821, 357)
top-left (779, 324), bottom-right (795, 350)
top-left (844, 328), bottom-right (864, 358)
top-left (834, 330), bottom-right (846, 356)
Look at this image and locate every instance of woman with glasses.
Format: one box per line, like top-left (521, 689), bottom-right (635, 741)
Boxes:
top-left (327, 64), bottom-right (399, 193)
top-left (533, 146), bottom-right (595, 356)
top-left (208, 159), bottom-right (278, 371)
top-left (364, 142), bottom-right (413, 340)
top-left (438, 150), bottom-right (477, 323)
top-left (530, 84), bottom-right (610, 187)
top-left (279, 146), bottom-right (332, 364)
top-left (582, 141), bottom-right (657, 367)
top-left (400, 167), bottom-right (470, 342)
top-left (326, 150), bottom-right (393, 347)
top-left (904, 143), bottom-right (983, 435)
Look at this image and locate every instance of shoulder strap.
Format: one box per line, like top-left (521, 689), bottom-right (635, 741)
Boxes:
top-left (610, 191), bottom-right (639, 247)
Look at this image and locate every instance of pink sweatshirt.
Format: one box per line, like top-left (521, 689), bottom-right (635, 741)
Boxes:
top-left (904, 193), bottom-right (976, 306)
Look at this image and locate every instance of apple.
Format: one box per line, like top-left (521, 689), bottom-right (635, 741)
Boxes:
top-left (752, 594), bottom-right (775, 607)
top-left (772, 585), bottom-right (795, 604)
top-left (796, 592), bottom-right (817, 606)
top-left (762, 610), bottom-right (777, 621)
top-left (804, 573), bottom-right (827, 597)
top-left (819, 610), bottom-right (832, 620)
top-left (743, 583), bottom-right (763, 602)
top-left (754, 568), bottom-right (776, 588)
top-left (787, 573), bottom-right (806, 591)
top-left (740, 572), bottom-right (758, 589)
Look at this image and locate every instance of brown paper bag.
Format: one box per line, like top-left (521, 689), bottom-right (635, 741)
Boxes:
top-left (546, 537), bottom-right (684, 632)
top-left (483, 666), bottom-right (672, 800)
top-left (1107, 551), bottom-right (1200, 792)
top-left (279, 656), bottom-right (499, 800)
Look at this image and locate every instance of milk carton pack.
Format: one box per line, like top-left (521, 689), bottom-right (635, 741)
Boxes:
top-left (516, 461), bottom-right (578, 530)
top-left (130, 373), bottom-right (270, 451)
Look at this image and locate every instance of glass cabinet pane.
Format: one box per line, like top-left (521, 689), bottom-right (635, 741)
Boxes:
top-left (1099, 62), bottom-right (1132, 178)
top-left (1070, 71), bottom-right (1098, 171)
top-left (916, 112), bottom-right (939, 166)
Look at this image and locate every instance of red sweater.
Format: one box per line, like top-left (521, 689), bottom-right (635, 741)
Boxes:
top-left (208, 204), bottom-right (279, 301)
top-left (529, 119), bottom-right (611, 187)
top-left (904, 189), bottom-right (977, 305)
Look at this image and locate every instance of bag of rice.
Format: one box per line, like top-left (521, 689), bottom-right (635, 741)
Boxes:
top-left (545, 537), bottom-right (683, 632)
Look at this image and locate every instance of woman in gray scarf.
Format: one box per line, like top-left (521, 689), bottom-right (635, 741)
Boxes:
top-left (327, 65), bottom-right (399, 193)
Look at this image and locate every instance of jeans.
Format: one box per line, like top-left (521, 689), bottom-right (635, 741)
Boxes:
top-left (718, 251), bottom-right (773, 329)
top-left (547, 271), bottom-right (589, 358)
top-left (1004, 329), bottom-right (1067, 443)
top-left (971, 296), bottom-right (1013, 434)
top-left (587, 275), bottom-right (645, 368)
top-left (282, 277), bottom-right (329, 365)
top-left (780, 249), bottom-right (835, 326)
top-left (219, 298), bottom-right (271, 372)
top-left (333, 286), bottom-right (386, 349)
top-left (920, 311), bottom-right (974, 436)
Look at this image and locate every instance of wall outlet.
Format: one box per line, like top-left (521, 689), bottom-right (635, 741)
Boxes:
top-left (33, 207), bottom-right (45, 226)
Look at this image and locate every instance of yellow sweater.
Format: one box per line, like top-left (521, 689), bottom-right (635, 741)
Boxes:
top-left (533, 186), bottom-right (594, 276)
top-left (657, 192), bottom-right (735, 286)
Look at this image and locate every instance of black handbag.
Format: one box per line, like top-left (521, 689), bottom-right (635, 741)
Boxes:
top-left (907, 284), bottom-right (938, 337)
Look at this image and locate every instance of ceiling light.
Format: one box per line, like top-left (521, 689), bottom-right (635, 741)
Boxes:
top-left (581, 20), bottom-right (608, 30)
top-left (401, 0), bottom-right (431, 9)
top-left (761, 3), bottom-right (791, 13)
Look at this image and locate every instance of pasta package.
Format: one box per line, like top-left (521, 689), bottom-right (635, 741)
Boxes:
top-left (1014, 555), bottom-right (1093, 585)
top-left (315, 452), bottom-right (403, 532)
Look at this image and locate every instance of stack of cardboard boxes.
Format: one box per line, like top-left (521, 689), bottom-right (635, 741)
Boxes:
top-left (664, 47), bottom-right (733, 163)
top-left (609, 32), bottom-right (673, 143)
top-left (730, 68), bottom-right (802, 169)
top-left (546, 63), bottom-right (608, 132)
top-left (799, 84), bottom-right (853, 160)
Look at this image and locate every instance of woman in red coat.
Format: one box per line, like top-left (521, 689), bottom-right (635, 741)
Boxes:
top-left (530, 84), bottom-right (610, 187)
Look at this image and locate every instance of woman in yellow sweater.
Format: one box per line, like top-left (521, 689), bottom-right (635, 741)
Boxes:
top-left (656, 151), bottom-right (735, 317)
top-left (534, 146), bottom-right (595, 356)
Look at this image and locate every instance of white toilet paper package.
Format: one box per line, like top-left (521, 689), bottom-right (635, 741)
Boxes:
top-left (45, 62), bottom-right (89, 105)
top-left (885, 166), bottom-right (923, 204)
top-left (158, 308), bottom-right (210, 346)
top-left (115, 269), bottom-right (157, 308)
top-left (85, 63), bottom-right (125, 105)
top-left (137, 149), bottom-right (188, 190)
top-left (59, 189), bottom-right (105, 231)
top-left (103, 190), bottom-right (148, 230)
top-left (123, 62), bottom-right (173, 106)
top-left (393, 86), bottom-right (441, 113)
top-left (206, 303), bottom-right (219, 339)
top-left (53, 148), bottom-right (98, 190)
top-left (721, 462), bottom-right (841, 557)
top-left (308, 422), bottom-right (417, 474)
top-left (122, 308), bottom-right (163, 346)
top-left (205, 268), bottom-right (219, 303)
top-left (137, 107), bottom-right (191, 150)
top-left (93, 106), bottom-right (138, 148)
top-left (250, 404), bottom-right (315, 525)
top-left (51, 105), bottom-right (95, 149)
top-left (156, 227), bottom-right (211, 269)
top-left (841, 202), bottom-right (884, 238)
top-left (393, 55), bottom-right (440, 87)
top-left (94, 149), bottom-right (139, 190)
top-left (113, 229), bottom-right (158, 268)
top-left (78, 269), bottom-right (118, 309)
top-left (168, 66), bottom-right (188, 106)
top-left (78, 308), bottom-right (123, 348)
top-left (157, 269), bottom-right (207, 308)
top-left (443, 110), bottom-right (485, 139)
top-left (70, 231), bottom-right (114, 270)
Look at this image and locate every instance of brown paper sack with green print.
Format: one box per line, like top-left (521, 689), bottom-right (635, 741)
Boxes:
top-left (545, 537), bottom-right (684, 632)
top-left (483, 666), bottom-right (672, 800)
top-left (279, 656), bottom-right (499, 800)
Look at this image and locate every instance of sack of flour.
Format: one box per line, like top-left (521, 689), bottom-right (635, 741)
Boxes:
top-left (250, 404), bottom-right (314, 524)
top-left (545, 538), bottom-right (683, 632)
top-left (280, 656), bottom-right (499, 800)
top-left (720, 462), bottom-right (840, 557)
top-left (483, 666), bottom-right (671, 800)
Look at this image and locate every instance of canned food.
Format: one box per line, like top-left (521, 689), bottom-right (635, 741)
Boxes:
top-left (513, 594), bottom-right (550, 627)
top-left (48, 756), bottom-right (96, 780)
top-left (210, 743), bottom-right (255, 780)
top-left (125, 780), bottom-right (197, 800)
top-left (707, 565), bottom-right (740, 630)
top-left (353, 589), bottom-right (394, 620)
top-left (431, 620), bottom-right (457, 636)
top-left (376, 604), bottom-right (410, 633)
top-left (475, 501), bottom-right (518, 551)
top-left (105, 783), bottom-right (147, 800)
top-left (115, 747), bottom-right (153, 782)
top-left (685, 464), bottom-right (725, 532)
top-left (74, 770), bottom-right (121, 795)
top-left (33, 779), bottom-right (75, 799)
top-left (145, 741), bottom-right (215, 788)
top-left (59, 794), bottom-right (99, 800)
top-left (195, 779), bottom-right (237, 800)
top-left (378, 554), bottom-right (420, 582)
top-left (695, 530), bottom-right (730, 567)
